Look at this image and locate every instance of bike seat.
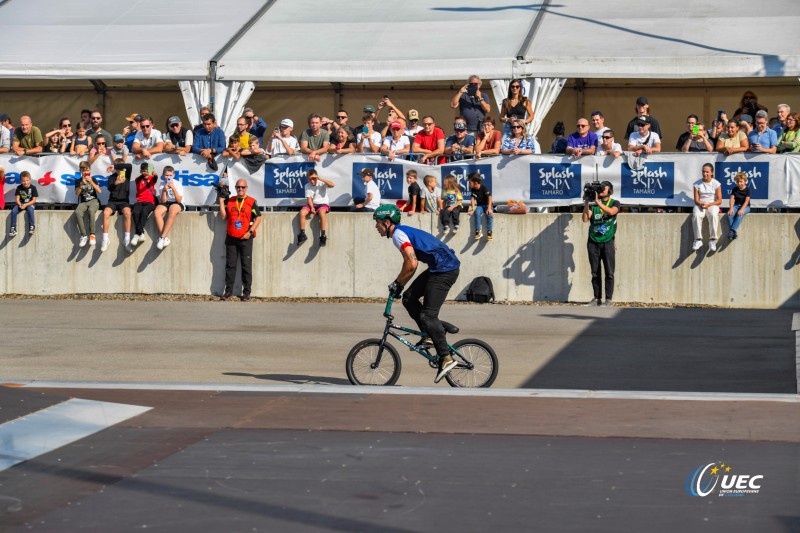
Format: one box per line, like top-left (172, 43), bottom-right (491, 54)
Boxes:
top-left (441, 321), bottom-right (459, 334)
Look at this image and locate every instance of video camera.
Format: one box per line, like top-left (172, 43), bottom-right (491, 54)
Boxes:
top-left (583, 180), bottom-right (605, 202)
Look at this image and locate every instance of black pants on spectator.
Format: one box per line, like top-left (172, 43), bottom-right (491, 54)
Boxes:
top-left (132, 202), bottom-right (156, 235)
top-left (587, 238), bottom-right (615, 301)
top-left (225, 235), bottom-right (254, 297)
top-left (402, 268), bottom-right (459, 359)
top-left (439, 207), bottom-right (460, 228)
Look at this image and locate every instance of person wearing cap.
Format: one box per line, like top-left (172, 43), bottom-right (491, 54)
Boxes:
top-left (565, 118), bottom-right (597, 157)
top-left (627, 115), bottom-right (661, 155)
top-left (356, 114), bottom-right (381, 154)
top-left (412, 116), bottom-right (446, 165)
top-left (163, 116), bottom-right (193, 156)
top-left (268, 118), bottom-right (299, 156)
top-left (352, 168), bottom-right (381, 212)
top-left (450, 75), bottom-right (491, 136)
top-left (12, 116), bottom-right (43, 157)
top-left (86, 111), bottom-right (113, 147)
top-left (444, 117), bottom-right (475, 162)
top-left (362, 104), bottom-right (386, 135)
top-left (300, 114), bottom-right (330, 162)
top-left (405, 109), bottom-right (422, 137)
top-left (122, 113), bottom-right (142, 151)
top-left (131, 116), bottom-right (164, 160)
top-left (624, 96), bottom-right (662, 141)
top-left (381, 121), bottom-right (411, 162)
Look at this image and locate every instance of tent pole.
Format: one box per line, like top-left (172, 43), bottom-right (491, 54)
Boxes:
top-left (210, 61), bottom-right (217, 112)
top-left (89, 80), bottom-right (107, 115)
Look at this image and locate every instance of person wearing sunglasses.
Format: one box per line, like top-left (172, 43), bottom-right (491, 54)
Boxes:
top-left (220, 179), bottom-right (262, 302)
top-left (565, 119), bottom-right (597, 157)
top-left (450, 75), bottom-right (491, 136)
top-left (411, 116), bottom-right (446, 164)
top-left (330, 110), bottom-right (354, 140)
top-left (596, 130), bottom-right (622, 159)
top-left (627, 115), bottom-right (661, 156)
top-left (500, 120), bottom-right (536, 156)
top-left (86, 111), bottom-right (113, 147)
top-left (132, 116), bottom-right (164, 160)
top-left (499, 79), bottom-right (534, 139)
top-left (163, 115), bottom-right (193, 156)
top-left (242, 107), bottom-right (267, 144)
top-left (405, 109), bottom-right (422, 138)
top-left (122, 113), bottom-right (142, 151)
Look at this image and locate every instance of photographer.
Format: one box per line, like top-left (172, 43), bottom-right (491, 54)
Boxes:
top-left (582, 181), bottom-right (620, 307)
top-left (450, 75), bottom-right (491, 136)
top-left (732, 91), bottom-right (768, 121)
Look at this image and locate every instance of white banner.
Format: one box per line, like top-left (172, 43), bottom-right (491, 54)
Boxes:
top-left (2, 153), bottom-right (797, 208)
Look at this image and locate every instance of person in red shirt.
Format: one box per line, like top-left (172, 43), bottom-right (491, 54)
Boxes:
top-left (412, 116), bottom-right (446, 164)
top-left (220, 179), bottom-right (262, 301)
top-left (130, 162), bottom-right (158, 247)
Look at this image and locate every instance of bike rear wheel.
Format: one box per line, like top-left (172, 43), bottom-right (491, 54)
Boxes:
top-left (445, 339), bottom-right (498, 388)
top-left (346, 338), bottom-right (402, 386)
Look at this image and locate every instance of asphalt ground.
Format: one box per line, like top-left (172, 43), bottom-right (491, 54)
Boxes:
top-left (0, 300), bottom-right (798, 532)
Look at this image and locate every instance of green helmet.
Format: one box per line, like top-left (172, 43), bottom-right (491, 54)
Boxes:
top-left (373, 204), bottom-right (402, 224)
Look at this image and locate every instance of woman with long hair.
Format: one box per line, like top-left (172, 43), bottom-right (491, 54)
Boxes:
top-left (777, 112), bottom-right (800, 153)
top-left (499, 79), bottom-right (534, 139)
top-left (500, 120), bottom-right (536, 155)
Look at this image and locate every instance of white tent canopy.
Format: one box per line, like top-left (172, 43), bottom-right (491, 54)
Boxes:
top-left (0, 0), bottom-right (796, 83)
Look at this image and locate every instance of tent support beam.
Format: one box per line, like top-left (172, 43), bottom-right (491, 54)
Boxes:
top-left (332, 82), bottom-right (344, 112)
top-left (574, 78), bottom-right (586, 119)
top-left (89, 79), bottom-right (107, 115)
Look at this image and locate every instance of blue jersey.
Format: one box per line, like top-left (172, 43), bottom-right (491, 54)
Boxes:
top-left (392, 225), bottom-right (460, 273)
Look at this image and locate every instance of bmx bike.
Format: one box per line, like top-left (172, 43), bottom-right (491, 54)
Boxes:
top-left (345, 295), bottom-right (498, 387)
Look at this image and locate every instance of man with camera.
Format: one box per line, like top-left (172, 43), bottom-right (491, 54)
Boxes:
top-left (582, 181), bottom-right (620, 307)
top-left (450, 75), bottom-right (491, 136)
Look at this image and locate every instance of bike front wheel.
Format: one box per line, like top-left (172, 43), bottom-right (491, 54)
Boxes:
top-left (445, 339), bottom-right (498, 388)
top-left (346, 338), bottom-right (402, 386)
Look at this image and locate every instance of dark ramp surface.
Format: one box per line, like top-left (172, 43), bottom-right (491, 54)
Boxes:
top-left (0, 387), bottom-right (66, 425)
top-left (6, 429), bottom-right (800, 533)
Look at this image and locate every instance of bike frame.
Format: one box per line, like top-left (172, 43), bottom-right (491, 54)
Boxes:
top-left (379, 296), bottom-right (457, 365)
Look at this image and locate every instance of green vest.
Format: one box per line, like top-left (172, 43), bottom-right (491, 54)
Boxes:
top-left (589, 198), bottom-right (618, 243)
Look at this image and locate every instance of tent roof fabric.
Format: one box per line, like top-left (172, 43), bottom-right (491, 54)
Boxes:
top-left (0, 0), bottom-right (797, 82)
top-left (0, 0), bottom-right (266, 80)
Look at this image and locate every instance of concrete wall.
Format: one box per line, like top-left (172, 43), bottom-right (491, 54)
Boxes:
top-left (1, 211), bottom-right (799, 308)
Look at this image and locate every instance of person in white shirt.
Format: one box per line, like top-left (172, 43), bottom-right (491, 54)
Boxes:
top-left (596, 129), bottom-right (622, 158)
top-left (591, 111), bottom-right (609, 147)
top-left (352, 168), bottom-right (381, 212)
top-left (296, 168), bottom-right (335, 246)
top-left (405, 109), bottom-right (423, 138)
top-left (132, 116), bottom-right (164, 160)
top-left (627, 115), bottom-right (661, 155)
top-left (380, 121), bottom-right (411, 161)
top-left (357, 115), bottom-right (382, 153)
top-left (691, 163), bottom-right (722, 252)
top-left (268, 118), bottom-right (299, 156)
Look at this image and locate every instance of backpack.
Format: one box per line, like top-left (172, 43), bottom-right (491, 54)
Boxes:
top-left (466, 276), bottom-right (495, 303)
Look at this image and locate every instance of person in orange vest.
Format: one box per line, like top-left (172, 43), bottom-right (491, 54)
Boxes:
top-left (220, 179), bottom-right (262, 301)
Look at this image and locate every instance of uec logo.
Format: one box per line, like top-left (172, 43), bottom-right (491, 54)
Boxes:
top-left (686, 462), bottom-right (763, 497)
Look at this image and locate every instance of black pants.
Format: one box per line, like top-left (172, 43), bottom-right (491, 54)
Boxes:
top-left (225, 235), bottom-right (254, 296)
top-left (439, 208), bottom-right (460, 228)
top-left (587, 238), bottom-right (615, 301)
top-left (132, 202), bottom-right (156, 235)
top-left (402, 268), bottom-right (459, 358)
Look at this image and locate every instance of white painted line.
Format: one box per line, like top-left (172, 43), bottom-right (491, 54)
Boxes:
top-left (0, 398), bottom-right (152, 472)
top-left (8, 380), bottom-right (800, 403)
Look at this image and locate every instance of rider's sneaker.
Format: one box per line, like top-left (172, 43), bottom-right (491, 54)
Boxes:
top-left (414, 337), bottom-right (433, 350)
top-left (434, 355), bottom-right (457, 383)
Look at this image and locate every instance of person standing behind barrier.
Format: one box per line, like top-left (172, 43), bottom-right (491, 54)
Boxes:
top-left (566, 118), bottom-right (598, 157)
top-left (12, 116), bottom-right (43, 156)
top-left (499, 79), bottom-right (534, 140)
top-left (73, 161), bottom-right (101, 248)
top-left (467, 172), bottom-right (493, 241)
top-left (624, 96), bottom-right (662, 141)
top-left (131, 162), bottom-right (158, 248)
top-left (381, 121), bottom-right (411, 161)
top-left (715, 120), bottom-right (749, 156)
top-left (300, 114), bottom-right (330, 162)
top-left (444, 117), bottom-right (475, 162)
top-left (727, 172), bottom-right (751, 241)
top-left (153, 166), bottom-right (184, 250)
top-left (327, 126), bottom-right (355, 155)
top-left (777, 113), bottom-right (800, 153)
top-left (412, 116), bottom-right (446, 165)
top-left (9, 171), bottom-right (37, 238)
top-left (475, 116), bottom-right (502, 159)
top-left (440, 174), bottom-right (462, 233)
top-left (501, 120), bottom-right (536, 156)
top-left (627, 115), bottom-right (661, 155)
top-left (748, 111), bottom-right (778, 154)
top-left (356, 115), bottom-right (381, 154)
top-left (192, 113), bottom-right (226, 170)
top-left (220, 179), bottom-right (262, 302)
top-left (692, 163), bottom-right (722, 252)
top-left (582, 181), bottom-right (620, 307)
top-left (268, 119), bottom-right (299, 156)
top-left (450, 75), bottom-right (491, 136)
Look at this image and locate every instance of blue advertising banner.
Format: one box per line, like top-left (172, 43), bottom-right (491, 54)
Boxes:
top-left (621, 162), bottom-right (675, 199)
top-left (263, 161), bottom-right (316, 199)
top-left (351, 162), bottom-right (405, 200)
top-left (441, 163), bottom-right (493, 201)
top-left (714, 162), bottom-right (769, 199)
top-left (529, 162), bottom-right (581, 200)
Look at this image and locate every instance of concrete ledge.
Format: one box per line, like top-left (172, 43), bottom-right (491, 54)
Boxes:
top-left (1, 211), bottom-right (799, 308)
